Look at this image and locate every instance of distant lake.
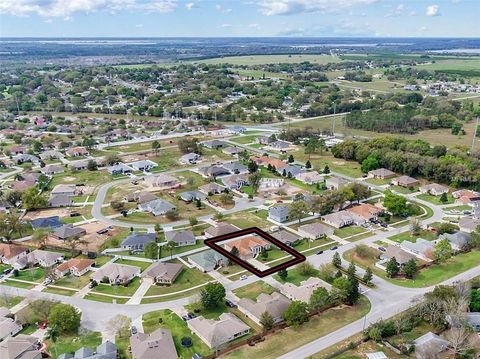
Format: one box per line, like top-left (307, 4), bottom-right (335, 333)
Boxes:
top-left (430, 48), bottom-right (480, 54)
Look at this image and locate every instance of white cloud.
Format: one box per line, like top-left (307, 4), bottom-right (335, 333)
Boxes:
top-left (258, 0), bottom-right (377, 16)
top-left (419, 26), bottom-right (427, 31)
top-left (409, 10), bottom-right (417, 16)
top-left (0, 0), bottom-right (177, 17)
top-left (221, 23), bottom-right (232, 28)
top-left (426, 4), bottom-right (440, 16)
top-left (185, 2), bottom-right (195, 10)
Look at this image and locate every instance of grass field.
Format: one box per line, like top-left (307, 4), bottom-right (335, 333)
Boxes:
top-left (84, 293), bottom-right (129, 304)
top-left (46, 330), bottom-right (102, 358)
top-left (223, 296), bottom-right (370, 359)
top-left (91, 277), bottom-right (141, 296)
top-left (416, 193), bottom-right (454, 205)
top-left (233, 281), bottom-right (276, 301)
top-left (145, 267), bottom-right (211, 296)
top-left (195, 54), bottom-right (341, 66)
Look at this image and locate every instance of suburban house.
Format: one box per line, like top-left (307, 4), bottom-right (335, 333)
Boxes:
top-left (259, 178), bottom-right (284, 190)
top-left (187, 313), bottom-right (250, 348)
top-left (178, 191), bottom-right (206, 203)
top-left (143, 174), bottom-right (180, 189)
top-left (52, 225), bottom-right (87, 241)
top-left (0, 313), bottom-right (22, 342)
top-left (9, 146), bottom-right (26, 155)
top-left (139, 198), bottom-right (176, 216)
top-left (14, 154), bottom-right (39, 165)
top-left (30, 216), bottom-right (63, 230)
top-left (271, 229), bottom-right (299, 246)
top-left (0, 335), bottom-right (42, 359)
top-left (59, 341), bottom-right (117, 359)
top-left (51, 184), bottom-right (76, 196)
top-left (413, 332), bottom-right (449, 357)
top-left (179, 152), bottom-right (201, 165)
top-left (223, 162), bottom-right (248, 175)
top-left (250, 155), bottom-right (288, 171)
top-left (466, 313), bottom-right (480, 332)
top-left (346, 203), bottom-right (383, 223)
top-left (125, 191), bottom-right (157, 204)
top-left (21, 250), bottom-right (63, 268)
top-left (321, 211), bottom-right (355, 229)
top-left (222, 174), bottom-right (249, 190)
top-left (204, 222), bottom-right (240, 238)
top-left (297, 222), bottom-right (334, 240)
top-left (238, 292), bottom-right (290, 325)
top-left (325, 176), bottom-right (349, 191)
top-left (141, 262), bottom-right (183, 285)
top-left (459, 215), bottom-right (480, 233)
top-left (66, 147), bottom-right (89, 157)
top-left (127, 160), bottom-right (158, 172)
top-left (55, 258), bottom-right (95, 277)
top-left (39, 150), bottom-right (64, 161)
top-left (368, 168), bottom-right (396, 179)
top-left (188, 249), bottom-right (227, 272)
top-left (202, 140), bottom-right (227, 149)
top-left (199, 182), bottom-right (225, 195)
top-left (268, 205), bottom-right (289, 223)
top-left (0, 244), bottom-right (29, 267)
top-left (391, 175), bottom-right (420, 188)
top-left (400, 238), bottom-right (434, 261)
top-left (277, 164), bottom-right (305, 178)
top-left (295, 171), bottom-right (324, 185)
top-left (130, 329), bottom-right (178, 359)
top-left (199, 165), bottom-right (230, 178)
top-left (41, 164), bottom-right (64, 175)
top-left (419, 183), bottom-right (449, 196)
top-left (436, 231), bottom-right (470, 252)
top-left (452, 189), bottom-right (480, 205)
top-left (69, 160), bottom-right (88, 171)
top-left (164, 230), bottom-right (196, 247)
top-left (223, 236), bottom-right (271, 260)
top-left (379, 245), bottom-right (416, 266)
top-left (280, 277), bottom-right (331, 303)
top-left (121, 233), bottom-right (156, 252)
top-left (222, 146), bottom-right (242, 156)
top-left (48, 194), bottom-right (73, 208)
top-left (107, 163), bottom-right (133, 175)
top-left (91, 263), bottom-right (141, 285)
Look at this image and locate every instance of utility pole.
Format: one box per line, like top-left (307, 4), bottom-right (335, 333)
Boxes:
top-left (471, 116), bottom-right (479, 152)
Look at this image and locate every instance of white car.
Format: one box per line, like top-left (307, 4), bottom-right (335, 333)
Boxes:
top-left (240, 275), bottom-right (248, 281)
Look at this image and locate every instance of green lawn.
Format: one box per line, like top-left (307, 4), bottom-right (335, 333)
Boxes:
top-left (223, 296), bottom-right (371, 359)
top-left (115, 259), bottom-right (151, 272)
top-left (388, 229), bottom-right (437, 243)
top-left (334, 226), bottom-right (368, 239)
top-left (42, 287), bottom-right (76, 296)
top-left (145, 267), bottom-right (211, 296)
top-left (115, 335), bottom-right (132, 359)
top-left (185, 302), bottom-right (229, 320)
top-left (84, 294), bottom-right (129, 304)
top-left (0, 295), bottom-right (23, 308)
top-left (417, 193), bottom-right (454, 205)
top-left (233, 282), bottom-right (276, 301)
top-left (142, 309), bottom-right (211, 358)
top-left (91, 277), bottom-right (141, 296)
top-left (46, 330), bottom-right (102, 358)
top-left (16, 267), bottom-right (45, 282)
top-left (390, 185), bottom-right (418, 194)
top-left (53, 272), bottom-right (92, 289)
top-left (229, 135), bottom-right (260, 144)
top-left (1, 280), bottom-right (35, 289)
top-left (274, 266), bottom-right (321, 286)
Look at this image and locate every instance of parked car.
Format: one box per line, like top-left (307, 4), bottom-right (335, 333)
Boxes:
top-left (3, 268), bottom-right (12, 275)
top-left (330, 246), bottom-right (338, 251)
top-left (240, 275), bottom-right (248, 280)
top-left (39, 320), bottom-right (48, 329)
top-left (316, 250), bottom-right (324, 255)
top-left (225, 300), bottom-right (237, 308)
top-left (42, 278), bottom-right (52, 286)
top-left (378, 246), bottom-right (386, 252)
top-left (130, 326), bottom-right (137, 335)
top-left (187, 312), bottom-right (196, 320)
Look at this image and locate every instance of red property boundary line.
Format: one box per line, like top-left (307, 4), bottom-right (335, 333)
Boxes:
top-left (204, 227), bottom-right (306, 278)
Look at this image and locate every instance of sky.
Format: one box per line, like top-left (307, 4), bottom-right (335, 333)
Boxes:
top-left (0, 0), bottom-right (478, 38)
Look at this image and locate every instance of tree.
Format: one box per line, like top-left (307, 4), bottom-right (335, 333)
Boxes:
top-left (282, 301), bottom-right (308, 327)
top-left (434, 238), bottom-right (452, 263)
top-left (259, 311), bottom-right (275, 331)
top-left (104, 153), bottom-right (122, 166)
top-left (248, 172), bottom-right (262, 194)
top-left (309, 287), bottom-right (330, 312)
top-left (363, 267), bottom-right (373, 284)
top-left (48, 303), bottom-right (81, 333)
top-left (151, 140), bottom-right (161, 153)
top-left (165, 241), bottom-right (176, 259)
top-left (332, 252), bottom-right (342, 268)
top-left (165, 209), bottom-right (179, 220)
top-left (287, 154), bottom-right (294, 163)
top-left (110, 200), bottom-right (125, 212)
top-left (86, 160), bottom-right (98, 171)
top-left (144, 241), bottom-right (159, 260)
top-left (247, 160), bottom-right (258, 173)
top-left (305, 160), bottom-right (311, 169)
top-left (289, 200), bottom-right (308, 224)
top-left (46, 326), bottom-right (59, 358)
top-left (278, 268), bottom-right (288, 280)
top-left (403, 259), bottom-right (417, 279)
top-left (323, 165), bottom-right (330, 174)
top-left (200, 283), bottom-right (226, 309)
top-left (22, 187), bottom-right (47, 211)
top-left (31, 227), bottom-right (52, 249)
top-left (106, 314), bottom-right (131, 339)
top-left (297, 262), bottom-right (315, 276)
top-left (383, 190), bottom-right (408, 216)
top-left (386, 257), bottom-right (400, 278)
top-left (361, 155), bottom-right (379, 173)
top-left (409, 218), bottom-right (422, 236)
top-left (440, 192), bottom-right (449, 203)
top-left (189, 217), bottom-right (198, 226)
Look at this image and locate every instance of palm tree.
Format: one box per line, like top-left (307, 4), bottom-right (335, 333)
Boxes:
top-left (166, 241), bottom-right (177, 259)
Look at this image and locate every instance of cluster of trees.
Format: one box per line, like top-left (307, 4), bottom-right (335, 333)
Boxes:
top-left (332, 136), bottom-right (480, 189)
top-left (344, 71), bottom-right (372, 82)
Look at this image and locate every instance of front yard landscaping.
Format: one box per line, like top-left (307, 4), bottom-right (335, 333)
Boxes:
top-left (233, 281), bottom-right (276, 301)
top-left (91, 277), bottom-right (141, 296)
top-left (144, 267), bottom-right (211, 296)
top-left (46, 330), bottom-right (102, 358)
top-left (417, 193), bottom-right (454, 205)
